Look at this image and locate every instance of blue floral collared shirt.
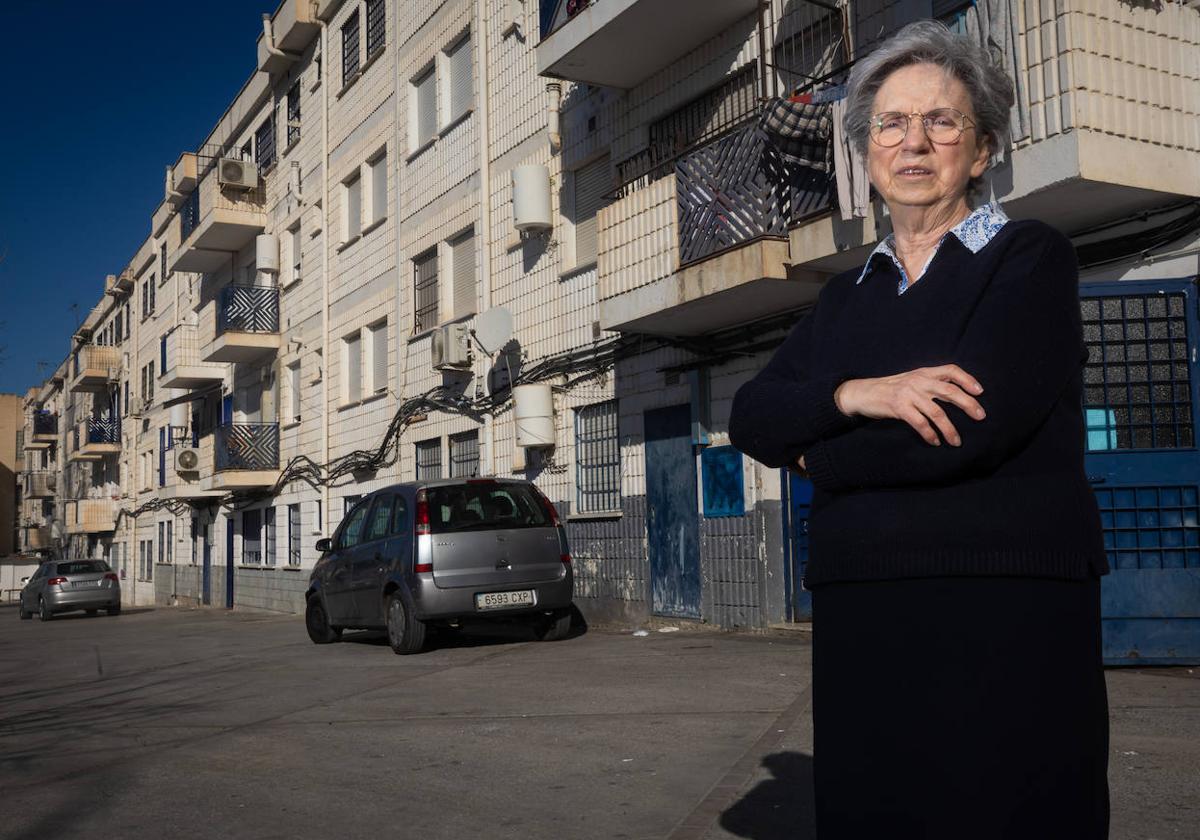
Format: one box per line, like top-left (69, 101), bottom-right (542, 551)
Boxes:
top-left (856, 202), bottom-right (1010, 294)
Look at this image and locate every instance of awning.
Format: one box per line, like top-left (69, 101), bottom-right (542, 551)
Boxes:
top-left (161, 383), bottom-right (222, 409)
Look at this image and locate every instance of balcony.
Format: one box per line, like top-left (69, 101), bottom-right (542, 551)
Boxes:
top-left (70, 417), bottom-right (121, 461)
top-left (537, 0), bottom-right (759, 89)
top-left (158, 434), bottom-right (223, 500)
top-left (23, 525), bottom-right (53, 551)
top-left (203, 423), bottom-right (281, 492)
top-left (598, 124), bottom-right (832, 336)
top-left (169, 163), bottom-right (267, 273)
top-left (25, 412), bottom-right (58, 449)
top-left (65, 499), bottom-right (117, 535)
top-left (202, 285), bottom-right (281, 363)
top-left (258, 0), bottom-right (320, 75)
top-left (161, 322), bottom-right (225, 389)
top-left (70, 345), bottom-right (120, 393)
top-left (24, 471), bottom-right (57, 499)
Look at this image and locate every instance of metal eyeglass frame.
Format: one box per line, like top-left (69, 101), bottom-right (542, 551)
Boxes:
top-left (869, 108), bottom-right (977, 147)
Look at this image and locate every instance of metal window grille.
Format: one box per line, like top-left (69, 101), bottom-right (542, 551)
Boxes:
top-left (451, 229), bottom-right (476, 318)
top-left (255, 114), bottom-right (276, 174)
top-left (243, 509), bottom-right (262, 565)
top-left (449, 431), bottom-right (480, 478)
top-left (575, 401), bottom-right (621, 513)
top-left (415, 66), bottom-right (437, 145)
top-left (772, 4), bottom-right (846, 96)
top-left (414, 250), bottom-right (438, 332)
top-left (1081, 293), bottom-right (1193, 450)
top-left (265, 507), bottom-right (277, 567)
top-left (15, 430), bottom-right (23, 459)
top-left (288, 504), bottom-right (302, 566)
top-left (415, 438), bottom-right (442, 480)
top-left (342, 10), bottom-right (360, 83)
top-left (366, 0), bottom-right (385, 58)
top-left (448, 33), bottom-right (473, 119)
top-left (180, 189), bottom-right (200, 240)
top-left (287, 83), bottom-right (301, 146)
top-left (160, 243), bottom-right (168, 282)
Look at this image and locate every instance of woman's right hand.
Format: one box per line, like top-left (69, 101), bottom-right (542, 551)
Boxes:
top-left (833, 365), bottom-right (986, 446)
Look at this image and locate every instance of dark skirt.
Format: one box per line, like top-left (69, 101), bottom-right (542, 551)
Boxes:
top-left (811, 576), bottom-right (1110, 840)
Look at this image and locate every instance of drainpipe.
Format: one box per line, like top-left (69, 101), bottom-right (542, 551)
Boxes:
top-left (545, 82), bottom-right (562, 152)
top-left (392, 1), bottom-right (410, 437)
top-left (320, 16), bottom-right (330, 536)
top-left (477, 0), bottom-right (496, 476)
top-left (262, 14), bottom-right (302, 64)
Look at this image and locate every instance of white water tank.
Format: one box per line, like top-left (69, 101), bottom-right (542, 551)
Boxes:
top-left (513, 384), bottom-right (555, 448)
top-left (256, 234), bottom-right (280, 273)
top-left (512, 165), bottom-right (552, 232)
top-left (169, 390), bottom-right (189, 430)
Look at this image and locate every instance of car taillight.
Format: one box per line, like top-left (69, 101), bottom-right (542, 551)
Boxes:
top-left (415, 489), bottom-right (430, 536)
top-left (561, 554), bottom-right (572, 566)
top-left (47, 576), bottom-right (68, 586)
top-left (414, 563), bottom-right (433, 573)
top-left (104, 573), bottom-right (119, 583)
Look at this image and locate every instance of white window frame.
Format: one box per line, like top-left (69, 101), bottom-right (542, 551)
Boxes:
top-left (342, 330), bottom-right (362, 405)
top-left (364, 151), bottom-right (388, 230)
top-left (441, 30), bottom-right (473, 128)
top-left (448, 227), bottom-right (477, 319)
top-left (409, 63), bottom-right (438, 151)
top-left (366, 320), bottom-right (388, 395)
top-left (283, 223), bottom-right (302, 288)
top-left (341, 170), bottom-right (362, 245)
top-left (287, 361), bottom-right (302, 424)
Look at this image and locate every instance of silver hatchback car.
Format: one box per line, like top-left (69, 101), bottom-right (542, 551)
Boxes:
top-left (19, 559), bottom-right (122, 621)
top-left (306, 478), bottom-right (574, 654)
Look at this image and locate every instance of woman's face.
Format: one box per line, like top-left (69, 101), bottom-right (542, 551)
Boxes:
top-left (866, 63), bottom-right (991, 216)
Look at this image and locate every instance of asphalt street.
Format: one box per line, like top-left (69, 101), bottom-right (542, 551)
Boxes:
top-left (0, 606), bottom-right (1196, 840)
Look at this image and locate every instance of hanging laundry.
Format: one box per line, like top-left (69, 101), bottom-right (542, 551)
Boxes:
top-left (788, 83), bottom-right (848, 105)
top-left (831, 97), bottom-right (870, 221)
top-left (966, 0), bottom-right (1028, 157)
top-left (758, 97), bottom-right (833, 172)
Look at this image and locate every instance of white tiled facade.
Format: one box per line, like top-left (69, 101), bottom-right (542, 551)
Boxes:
top-left (16, 0), bottom-right (1200, 629)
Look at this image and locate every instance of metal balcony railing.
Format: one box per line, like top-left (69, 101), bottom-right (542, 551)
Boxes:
top-left (180, 188), bottom-right (201, 241)
top-left (33, 412), bottom-right (58, 436)
top-left (215, 423), bottom-right (280, 472)
top-left (218, 285), bottom-right (280, 335)
top-left (86, 416), bottom-right (121, 444)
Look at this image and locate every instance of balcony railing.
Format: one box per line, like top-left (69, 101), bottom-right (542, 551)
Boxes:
top-left (161, 322), bottom-right (225, 389)
top-left (66, 499), bottom-right (117, 534)
top-left (24, 471), bottom-right (57, 498)
top-left (218, 285), bottom-right (280, 335)
top-left (215, 423), bottom-right (280, 472)
top-left (33, 412), bottom-right (58, 437)
top-left (71, 345), bottom-right (120, 392)
top-left (86, 416), bottom-right (121, 444)
top-left (24, 525), bottom-right (53, 550)
top-left (180, 188), bottom-right (201, 241)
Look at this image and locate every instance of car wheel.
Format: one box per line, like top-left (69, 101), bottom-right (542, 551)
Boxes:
top-left (38, 598), bottom-right (53, 622)
top-left (385, 592), bottom-right (427, 655)
top-left (305, 596), bottom-right (341, 644)
top-left (18, 602), bottom-right (32, 620)
top-left (107, 606), bottom-right (121, 617)
top-left (533, 608), bottom-right (572, 642)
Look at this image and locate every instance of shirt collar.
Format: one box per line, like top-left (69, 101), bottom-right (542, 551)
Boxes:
top-left (856, 201), bottom-right (1010, 294)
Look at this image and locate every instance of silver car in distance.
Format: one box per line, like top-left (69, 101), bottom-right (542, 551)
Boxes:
top-left (19, 559), bottom-right (122, 621)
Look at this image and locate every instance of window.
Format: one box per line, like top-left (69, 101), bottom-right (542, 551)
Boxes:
top-left (391, 496), bottom-right (409, 534)
top-left (15, 430), bottom-right (23, 460)
top-left (191, 518), bottom-right (199, 566)
top-left (413, 249), bottom-right (438, 332)
top-left (142, 276), bottom-right (156, 319)
top-left (287, 362), bottom-right (302, 422)
top-left (158, 523), bottom-right (165, 568)
top-left (286, 82), bottom-right (301, 147)
top-left (413, 66), bottom-right (437, 147)
top-left (449, 430), bottom-right (480, 478)
top-left (342, 9), bottom-right (360, 84)
top-left (573, 156), bottom-right (611, 267)
top-left (243, 509), bottom-right (262, 564)
top-left (123, 303), bottom-right (131, 339)
top-left (576, 400), bottom-right (621, 513)
top-left (114, 311), bottom-right (123, 346)
top-left (286, 224), bottom-right (302, 286)
top-left (265, 507), bottom-right (277, 566)
top-left (446, 32), bottom-right (473, 122)
top-left (343, 332), bottom-right (362, 403)
top-left (337, 500), bottom-right (368, 549)
top-left (365, 495), bottom-right (395, 542)
top-left (315, 498), bottom-right (323, 534)
top-left (256, 113), bottom-right (277, 173)
top-left (368, 321), bottom-right (388, 394)
top-left (415, 438), bottom-right (442, 479)
top-left (366, 153), bottom-right (387, 228)
top-left (450, 228), bottom-right (477, 318)
top-left (288, 504), bottom-right (301, 566)
top-left (160, 243), bottom-right (168, 284)
top-left (366, 0), bottom-right (386, 59)
top-left (166, 520), bottom-right (174, 564)
top-left (342, 171), bottom-right (362, 242)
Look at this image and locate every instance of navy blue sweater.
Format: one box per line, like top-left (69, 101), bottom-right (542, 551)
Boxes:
top-left (729, 220), bottom-right (1109, 585)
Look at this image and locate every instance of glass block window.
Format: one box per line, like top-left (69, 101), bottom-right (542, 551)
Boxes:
top-left (575, 400), bottom-right (621, 513)
top-left (1094, 486), bottom-right (1200, 570)
top-left (1081, 293), bottom-right (1193, 451)
top-left (416, 438), bottom-right (442, 480)
top-left (414, 249), bottom-right (438, 332)
top-left (449, 430), bottom-right (480, 478)
top-left (366, 0), bottom-right (386, 59)
top-left (342, 9), bottom-right (360, 84)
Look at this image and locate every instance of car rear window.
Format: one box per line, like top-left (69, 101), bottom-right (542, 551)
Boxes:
top-left (56, 560), bottom-right (110, 575)
top-left (426, 483), bottom-right (551, 533)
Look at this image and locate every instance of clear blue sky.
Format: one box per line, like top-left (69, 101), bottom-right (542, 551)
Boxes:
top-left (0, 1), bottom-right (270, 396)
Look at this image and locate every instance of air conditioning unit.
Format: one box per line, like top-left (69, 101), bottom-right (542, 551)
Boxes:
top-left (218, 157), bottom-right (259, 190)
top-left (431, 324), bottom-right (471, 370)
top-left (175, 448), bottom-right (201, 473)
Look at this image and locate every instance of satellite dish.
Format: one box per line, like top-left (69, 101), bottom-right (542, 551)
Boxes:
top-left (473, 307), bottom-right (514, 354)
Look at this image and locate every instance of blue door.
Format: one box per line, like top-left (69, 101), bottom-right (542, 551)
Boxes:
top-left (1081, 280), bottom-right (1200, 665)
top-left (645, 404), bottom-right (701, 619)
top-left (225, 517), bottom-right (235, 609)
top-left (781, 472), bottom-right (814, 621)
top-left (202, 523), bottom-right (212, 606)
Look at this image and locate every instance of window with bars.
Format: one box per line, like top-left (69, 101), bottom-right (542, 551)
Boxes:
top-left (413, 66), bottom-right (437, 147)
top-left (255, 114), bottom-right (277, 173)
top-left (416, 438), bottom-right (442, 480)
top-left (342, 10), bottom-right (360, 84)
top-left (265, 507), bottom-right (277, 567)
top-left (366, 0), bottom-right (385, 59)
top-left (288, 504), bottom-right (302, 566)
top-left (243, 509), bottom-right (262, 564)
top-left (286, 82), bottom-right (301, 146)
top-left (414, 249), bottom-right (438, 332)
top-left (576, 401), bottom-right (621, 513)
top-left (446, 32), bottom-right (473, 121)
top-left (573, 156), bottom-right (611, 268)
top-left (772, 6), bottom-right (845, 96)
top-left (449, 430), bottom-right (480, 478)
top-left (450, 229), bottom-right (476, 318)
top-left (1081, 293), bottom-right (1193, 451)
top-left (160, 243), bottom-right (168, 284)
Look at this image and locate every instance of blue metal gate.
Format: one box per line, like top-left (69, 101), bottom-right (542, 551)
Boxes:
top-left (645, 404), bottom-right (702, 619)
top-left (225, 517), bottom-right (235, 609)
top-left (202, 523), bottom-right (212, 606)
top-left (781, 472), bottom-right (814, 621)
top-left (1081, 279), bottom-right (1200, 665)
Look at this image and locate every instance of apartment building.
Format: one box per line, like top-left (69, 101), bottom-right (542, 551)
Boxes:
top-left (0, 393), bottom-right (24, 557)
top-left (15, 0), bottom-right (1200, 658)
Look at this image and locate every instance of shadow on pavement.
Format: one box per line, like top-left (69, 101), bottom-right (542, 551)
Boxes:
top-left (339, 604), bottom-right (589, 652)
top-left (719, 751), bottom-right (816, 840)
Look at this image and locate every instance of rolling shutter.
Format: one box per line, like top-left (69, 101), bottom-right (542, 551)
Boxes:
top-left (574, 156), bottom-right (611, 267)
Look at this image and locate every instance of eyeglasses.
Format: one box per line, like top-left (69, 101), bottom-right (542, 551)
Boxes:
top-left (869, 108), bottom-right (976, 147)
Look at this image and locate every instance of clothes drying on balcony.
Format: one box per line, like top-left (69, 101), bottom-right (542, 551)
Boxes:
top-left (963, 0), bottom-right (1026, 153)
top-left (758, 98), bottom-right (832, 172)
top-left (831, 97), bottom-right (870, 221)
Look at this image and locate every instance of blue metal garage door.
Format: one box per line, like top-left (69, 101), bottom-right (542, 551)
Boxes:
top-left (781, 472), bottom-right (813, 621)
top-left (1081, 279), bottom-right (1200, 665)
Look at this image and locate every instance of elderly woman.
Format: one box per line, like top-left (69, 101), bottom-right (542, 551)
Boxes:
top-left (729, 21), bottom-right (1110, 839)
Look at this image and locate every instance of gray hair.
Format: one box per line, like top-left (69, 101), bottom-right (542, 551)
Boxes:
top-left (843, 20), bottom-right (1015, 189)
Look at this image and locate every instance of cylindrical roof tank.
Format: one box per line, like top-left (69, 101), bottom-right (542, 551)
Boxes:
top-left (256, 234), bottom-right (280, 273)
top-left (512, 165), bottom-right (552, 232)
top-left (513, 383), bottom-right (555, 448)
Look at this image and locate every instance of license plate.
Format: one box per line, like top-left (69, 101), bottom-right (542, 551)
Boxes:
top-left (475, 590), bottom-right (536, 611)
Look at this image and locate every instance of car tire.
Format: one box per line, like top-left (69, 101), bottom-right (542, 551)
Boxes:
top-left (18, 603), bottom-right (32, 620)
top-left (107, 606), bottom-right (121, 617)
top-left (385, 592), bottom-right (427, 655)
top-left (38, 598), bottom-right (53, 622)
top-left (305, 596), bottom-right (342, 644)
top-left (533, 607), bottom-right (572, 642)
